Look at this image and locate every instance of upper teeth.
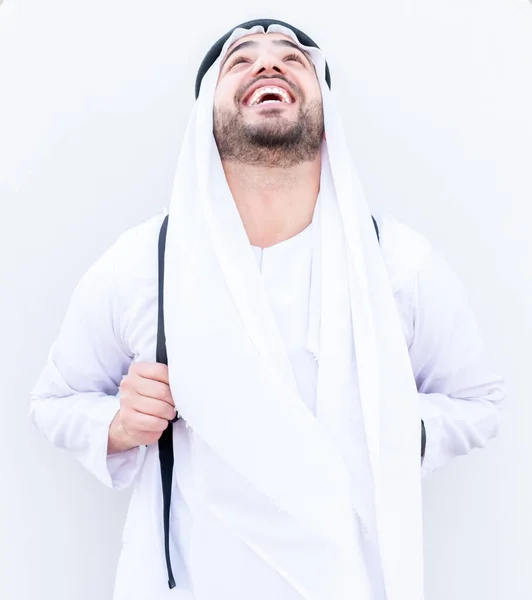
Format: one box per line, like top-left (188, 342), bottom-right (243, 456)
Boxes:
top-left (248, 86), bottom-right (292, 106)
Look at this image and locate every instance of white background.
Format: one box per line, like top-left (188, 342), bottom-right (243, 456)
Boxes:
top-left (1, 1), bottom-right (531, 598)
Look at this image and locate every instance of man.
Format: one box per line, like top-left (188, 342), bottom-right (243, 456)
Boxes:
top-left (30, 18), bottom-right (504, 600)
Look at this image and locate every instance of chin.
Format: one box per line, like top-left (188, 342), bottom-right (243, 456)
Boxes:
top-left (249, 114), bottom-right (295, 129)
top-left (251, 124), bottom-right (296, 139)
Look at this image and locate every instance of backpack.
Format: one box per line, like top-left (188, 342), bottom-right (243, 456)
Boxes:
top-left (154, 214), bottom-right (425, 589)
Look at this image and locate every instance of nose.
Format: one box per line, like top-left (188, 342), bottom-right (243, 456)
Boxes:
top-left (251, 52), bottom-right (285, 79)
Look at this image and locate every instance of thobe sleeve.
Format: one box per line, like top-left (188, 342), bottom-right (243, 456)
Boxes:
top-left (29, 242), bottom-right (145, 490)
top-left (407, 251), bottom-right (505, 476)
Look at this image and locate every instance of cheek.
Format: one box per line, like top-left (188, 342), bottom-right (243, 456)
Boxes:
top-left (214, 87), bottom-right (238, 112)
top-left (308, 80), bottom-right (323, 102)
top-left (213, 86), bottom-right (226, 108)
top-left (297, 75), bottom-right (322, 103)
top-left (215, 75), bottom-right (242, 102)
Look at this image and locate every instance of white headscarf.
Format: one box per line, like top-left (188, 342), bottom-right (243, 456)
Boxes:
top-left (164, 23), bottom-right (424, 600)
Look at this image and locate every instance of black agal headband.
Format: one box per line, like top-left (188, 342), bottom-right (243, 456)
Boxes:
top-left (195, 18), bottom-right (332, 99)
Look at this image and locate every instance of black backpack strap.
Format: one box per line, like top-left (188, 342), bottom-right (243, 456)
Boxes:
top-left (156, 215), bottom-right (169, 367)
top-left (370, 215), bottom-right (426, 458)
top-left (370, 215), bottom-right (426, 459)
top-left (372, 215), bottom-right (380, 242)
top-left (156, 214), bottom-right (178, 590)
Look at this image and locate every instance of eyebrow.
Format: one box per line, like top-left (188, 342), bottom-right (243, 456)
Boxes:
top-left (220, 38), bottom-right (313, 70)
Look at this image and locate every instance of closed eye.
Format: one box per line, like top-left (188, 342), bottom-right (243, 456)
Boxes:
top-left (228, 56), bottom-right (251, 69)
top-left (284, 53), bottom-right (305, 65)
top-left (228, 52), bottom-right (306, 70)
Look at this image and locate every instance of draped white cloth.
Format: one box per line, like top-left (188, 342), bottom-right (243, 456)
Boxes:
top-left (163, 24), bottom-right (424, 600)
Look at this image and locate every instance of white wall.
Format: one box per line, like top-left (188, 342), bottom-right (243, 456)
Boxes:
top-left (1, 0), bottom-right (531, 598)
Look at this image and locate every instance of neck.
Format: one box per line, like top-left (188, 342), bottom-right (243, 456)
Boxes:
top-left (222, 155), bottom-right (322, 248)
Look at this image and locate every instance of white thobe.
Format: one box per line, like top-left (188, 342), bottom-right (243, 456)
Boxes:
top-left (250, 222), bottom-right (318, 415)
top-left (30, 212), bottom-right (504, 600)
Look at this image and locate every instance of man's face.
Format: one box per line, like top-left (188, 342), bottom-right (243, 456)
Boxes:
top-left (213, 33), bottom-right (324, 167)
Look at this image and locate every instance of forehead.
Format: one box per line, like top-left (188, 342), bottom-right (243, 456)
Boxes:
top-left (223, 32), bottom-right (304, 58)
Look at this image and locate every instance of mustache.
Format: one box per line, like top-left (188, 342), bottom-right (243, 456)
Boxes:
top-left (235, 75), bottom-right (302, 104)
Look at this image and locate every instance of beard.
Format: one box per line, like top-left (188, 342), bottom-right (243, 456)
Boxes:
top-left (213, 99), bottom-right (324, 168)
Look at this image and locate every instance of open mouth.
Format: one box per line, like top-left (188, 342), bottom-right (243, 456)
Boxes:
top-left (244, 85), bottom-right (294, 107)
